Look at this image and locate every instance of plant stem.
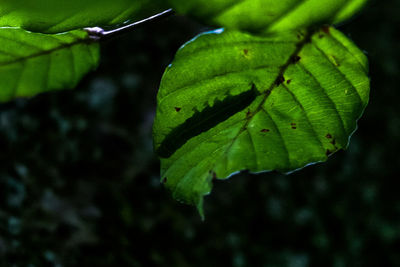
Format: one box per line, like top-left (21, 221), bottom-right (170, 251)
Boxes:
top-left (85, 9), bottom-right (174, 40)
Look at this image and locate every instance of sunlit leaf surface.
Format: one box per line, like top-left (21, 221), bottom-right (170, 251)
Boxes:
top-left (153, 27), bottom-right (369, 214)
top-left (0, 28), bottom-right (99, 102)
top-left (167, 0), bottom-right (368, 33)
top-left (0, 0), bottom-right (163, 33)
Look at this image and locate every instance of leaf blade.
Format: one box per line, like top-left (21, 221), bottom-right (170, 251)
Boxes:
top-left (0, 0), bottom-right (165, 33)
top-left (0, 28), bottom-right (99, 102)
top-left (153, 27), bottom-right (369, 209)
top-left (167, 0), bottom-right (368, 33)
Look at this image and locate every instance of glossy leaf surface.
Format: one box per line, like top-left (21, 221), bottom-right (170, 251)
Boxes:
top-left (0, 28), bottom-right (99, 102)
top-left (0, 0), bottom-right (163, 33)
top-left (153, 27), bottom-right (369, 214)
top-left (167, 0), bottom-right (368, 33)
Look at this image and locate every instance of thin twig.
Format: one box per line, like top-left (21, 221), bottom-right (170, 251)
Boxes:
top-left (85, 9), bottom-right (174, 40)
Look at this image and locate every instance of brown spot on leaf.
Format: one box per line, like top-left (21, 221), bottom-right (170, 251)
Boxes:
top-left (286, 79), bottom-right (292, 84)
top-left (292, 55), bottom-right (301, 63)
top-left (291, 122), bottom-right (297, 129)
top-left (261, 129), bottom-right (270, 133)
top-left (275, 75), bottom-right (285, 85)
top-left (326, 134), bottom-right (337, 146)
top-left (174, 107), bottom-right (181, 112)
top-left (322, 26), bottom-right (330, 34)
top-left (243, 49), bottom-right (249, 56)
top-left (161, 177), bottom-right (167, 184)
top-left (246, 109), bottom-right (252, 118)
top-left (326, 149), bottom-right (332, 156)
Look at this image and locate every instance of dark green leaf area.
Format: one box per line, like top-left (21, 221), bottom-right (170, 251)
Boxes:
top-left (0, 0), bottom-right (165, 33)
top-left (167, 0), bottom-right (368, 33)
top-left (157, 83), bottom-right (259, 158)
top-left (0, 28), bottom-right (99, 102)
top-left (153, 27), bottom-right (369, 210)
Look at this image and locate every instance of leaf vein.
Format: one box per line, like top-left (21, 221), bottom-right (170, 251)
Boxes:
top-left (297, 61), bottom-right (348, 137)
top-left (311, 41), bottom-right (363, 106)
top-left (161, 63), bottom-right (278, 102)
top-left (281, 83), bottom-right (325, 153)
top-left (260, 107), bottom-right (291, 167)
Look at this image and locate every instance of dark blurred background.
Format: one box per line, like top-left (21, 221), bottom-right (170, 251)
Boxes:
top-left (0, 0), bottom-right (399, 266)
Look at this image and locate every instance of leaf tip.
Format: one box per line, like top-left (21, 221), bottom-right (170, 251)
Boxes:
top-left (196, 198), bottom-right (205, 221)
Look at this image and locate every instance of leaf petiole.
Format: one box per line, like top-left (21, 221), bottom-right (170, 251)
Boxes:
top-left (84, 9), bottom-right (174, 40)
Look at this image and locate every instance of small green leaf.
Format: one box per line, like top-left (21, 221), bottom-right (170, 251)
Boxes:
top-left (153, 27), bottom-right (369, 212)
top-left (0, 28), bottom-right (99, 102)
top-left (0, 0), bottom-right (164, 33)
top-left (167, 0), bottom-right (368, 33)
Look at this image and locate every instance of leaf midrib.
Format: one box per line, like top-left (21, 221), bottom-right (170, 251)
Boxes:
top-left (214, 30), bottom-right (314, 169)
top-left (169, 30), bottom-right (315, 195)
top-left (0, 34), bottom-right (93, 67)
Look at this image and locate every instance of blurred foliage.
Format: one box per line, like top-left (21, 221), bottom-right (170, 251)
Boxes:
top-left (0, 0), bottom-right (399, 266)
top-left (166, 0), bottom-right (368, 33)
top-left (0, 0), bottom-right (165, 33)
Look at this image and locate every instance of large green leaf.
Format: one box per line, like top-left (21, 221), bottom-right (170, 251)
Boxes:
top-left (153, 27), bottom-right (369, 215)
top-left (0, 0), bottom-right (164, 33)
top-left (0, 28), bottom-right (99, 102)
top-left (167, 0), bottom-right (368, 33)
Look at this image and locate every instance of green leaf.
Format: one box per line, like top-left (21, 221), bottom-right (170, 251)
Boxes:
top-left (0, 0), bottom-right (164, 33)
top-left (167, 0), bottom-right (368, 33)
top-left (153, 27), bottom-right (369, 214)
top-left (0, 28), bottom-right (99, 102)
